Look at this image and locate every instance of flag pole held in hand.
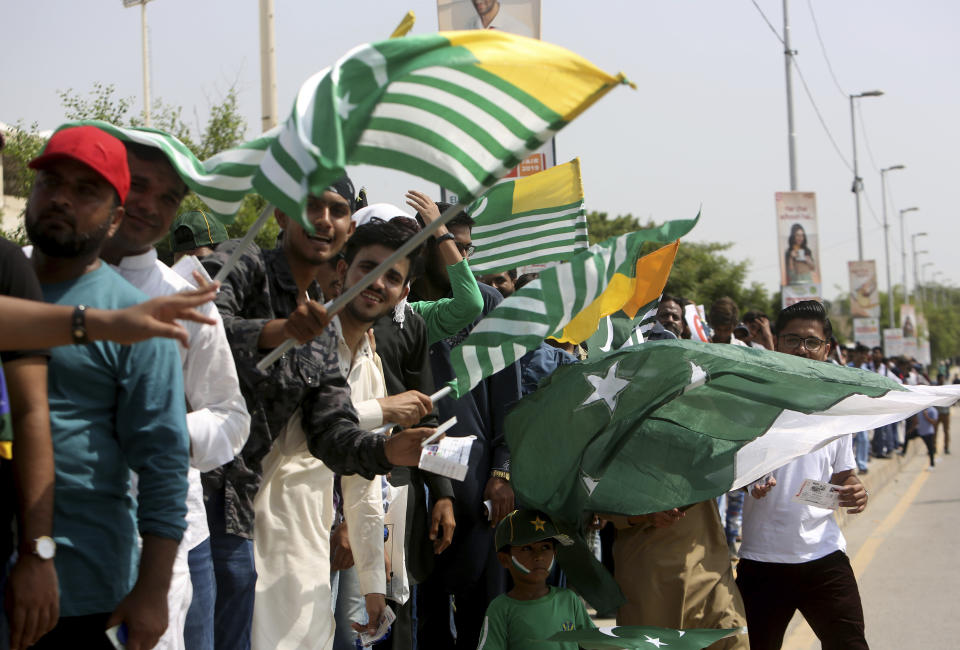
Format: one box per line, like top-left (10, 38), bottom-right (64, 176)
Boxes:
top-left (256, 202), bottom-right (467, 371)
top-left (213, 202), bottom-right (274, 284)
top-left (374, 386), bottom-right (453, 435)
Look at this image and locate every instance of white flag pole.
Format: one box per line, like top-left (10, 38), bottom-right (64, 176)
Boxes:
top-left (213, 202), bottom-right (274, 284)
top-left (255, 201), bottom-right (468, 371)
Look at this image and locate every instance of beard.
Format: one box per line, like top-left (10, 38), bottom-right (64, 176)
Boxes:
top-left (26, 203), bottom-right (114, 259)
top-left (343, 287), bottom-right (395, 326)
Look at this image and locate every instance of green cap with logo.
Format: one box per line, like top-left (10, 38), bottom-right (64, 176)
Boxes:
top-left (494, 508), bottom-right (574, 551)
top-left (169, 210), bottom-right (228, 252)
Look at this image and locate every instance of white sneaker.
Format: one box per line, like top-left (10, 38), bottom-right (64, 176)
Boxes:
top-left (926, 465), bottom-right (936, 471)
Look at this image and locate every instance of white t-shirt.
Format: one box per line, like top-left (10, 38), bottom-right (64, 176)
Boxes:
top-left (739, 435), bottom-right (856, 564)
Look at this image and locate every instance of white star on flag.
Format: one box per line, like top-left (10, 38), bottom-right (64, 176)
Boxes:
top-left (683, 361), bottom-right (708, 394)
top-left (644, 635), bottom-right (668, 647)
top-left (581, 361), bottom-right (629, 413)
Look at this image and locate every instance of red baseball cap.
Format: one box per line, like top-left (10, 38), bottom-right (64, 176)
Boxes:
top-left (29, 126), bottom-right (131, 203)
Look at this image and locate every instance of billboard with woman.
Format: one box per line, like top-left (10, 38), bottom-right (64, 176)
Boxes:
top-left (776, 192), bottom-right (822, 286)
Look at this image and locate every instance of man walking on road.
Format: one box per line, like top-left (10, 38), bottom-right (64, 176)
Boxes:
top-left (737, 300), bottom-right (870, 650)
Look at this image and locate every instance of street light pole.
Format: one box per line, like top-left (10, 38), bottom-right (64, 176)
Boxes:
top-left (881, 165), bottom-right (905, 328)
top-left (259, 0), bottom-right (279, 132)
top-left (912, 232), bottom-right (928, 305)
top-left (123, 0), bottom-right (153, 126)
top-left (899, 207), bottom-right (918, 303)
top-left (922, 263), bottom-right (934, 304)
top-left (783, 0), bottom-right (798, 190)
top-left (850, 90), bottom-right (884, 261)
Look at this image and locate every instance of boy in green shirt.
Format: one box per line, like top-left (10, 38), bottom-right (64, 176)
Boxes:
top-left (477, 508), bottom-right (595, 649)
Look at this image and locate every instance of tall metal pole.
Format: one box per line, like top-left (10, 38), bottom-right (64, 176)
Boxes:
top-left (880, 166), bottom-right (904, 328)
top-left (141, 1), bottom-right (151, 126)
top-left (259, 0), bottom-right (279, 132)
top-left (899, 207), bottom-right (918, 304)
top-left (783, 0), bottom-right (798, 190)
top-left (849, 96), bottom-right (863, 260)
top-left (881, 171), bottom-right (893, 327)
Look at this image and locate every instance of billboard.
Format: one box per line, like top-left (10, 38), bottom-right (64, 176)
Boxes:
top-left (437, 0), bottom-right (548, 200)
top-left (848, 260), bottom-right (880, 319)
top-left (853, 317), bottom-right (881, 348)
top-left (776, 192), bottom-right (821, 287)
top-left (781, 283), bottom-right (821, 309)
top-left (883, 328), bottom-right (904, 357)
top-left (437, 0), bottom-right (541, 37)
top-left (900, 304), bottom-right (917, 338)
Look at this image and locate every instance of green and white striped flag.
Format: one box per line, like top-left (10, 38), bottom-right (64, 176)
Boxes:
top-left (60, 31), bottom-right (630, 230)
top-left (54, 120), bottom-right (274, 223)
top-left (506, 340), bottom-right (960, 522)
top-left (467, 158), bottom-right (588, 274)
top-left (448, 216), bottom-right (697, 397)
top-left (586, 299), bottom-right (662, 353)
top-left (249, 31), bottom-right (630, 228)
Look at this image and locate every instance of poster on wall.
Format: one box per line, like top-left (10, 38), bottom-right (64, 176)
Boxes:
top-left (848, 260), bottom-right (880, 319)
top-left (853, 317), bottom-right (881, 348)
top-left (776, 192), bottom-right (821, 286)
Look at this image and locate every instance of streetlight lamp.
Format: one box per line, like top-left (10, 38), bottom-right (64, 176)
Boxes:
top-left (899, 207), bottom-right (919, 302)
top-left (123, 0), bottom-right (154, 127)
top-left (881, 164), bottom-right (905, 327)
top-left (850, 90), bottom-right (884, 260)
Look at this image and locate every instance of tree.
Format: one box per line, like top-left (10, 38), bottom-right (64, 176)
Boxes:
top-left (586, 211), bottom-right (642, 246)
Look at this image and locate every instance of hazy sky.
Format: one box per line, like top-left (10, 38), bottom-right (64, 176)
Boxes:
top-left (3, 1), bottom-right (958, 304)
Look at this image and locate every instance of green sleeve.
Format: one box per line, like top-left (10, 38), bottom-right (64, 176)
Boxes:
top-left (409, 259), bottom-right (484, 344)
top-left (477, 598), bottom-right (510, 650)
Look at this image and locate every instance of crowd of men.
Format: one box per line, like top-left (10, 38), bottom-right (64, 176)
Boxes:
top-left (0, 123), bottom-right (943, 650)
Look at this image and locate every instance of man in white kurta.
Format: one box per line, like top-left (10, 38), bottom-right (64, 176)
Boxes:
top-left (252, 217), bottom-right (431, 649)
top-left (101, 142), bottom-right (251, 650)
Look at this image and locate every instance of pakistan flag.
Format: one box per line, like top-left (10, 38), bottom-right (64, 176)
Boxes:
top-left (506, 340), bottom-right (960, 520)
top-left (546, 625), bottom-right (740, 649)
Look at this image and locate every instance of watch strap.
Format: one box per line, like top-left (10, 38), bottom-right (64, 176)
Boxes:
top-left (436, 232), bottom-right (456, 244)
top-left (71, 304), bottom-right (89, 344)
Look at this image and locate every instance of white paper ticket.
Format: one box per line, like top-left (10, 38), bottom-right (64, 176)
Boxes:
top-left (419, 434), bottom-right (476, 482)
top-left (359, 604), bottom-right (396, 646)
top-left (791, 478), bottom-right (840, 509)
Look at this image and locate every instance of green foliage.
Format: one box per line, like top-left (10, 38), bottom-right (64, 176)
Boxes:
top-left (194, 87), bottom-right (246, 161)
top-left (58, 82), bottom-right (134, 125)
top-left (586, 211), bottom-right (642, 246)
top-left (2, 121), bottom-right (45, 198)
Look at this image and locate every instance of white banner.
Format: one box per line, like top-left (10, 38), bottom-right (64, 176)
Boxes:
top-left (883, 328), bottom-right (904, 358)
top-left (853, 317), bottom-right (881, 349)
top-left (848, 260), bottom-right (880, 319)
top-left (781, 283), bottom-right (822, 308)
top-left (776, 192), bottom-right (821, 286)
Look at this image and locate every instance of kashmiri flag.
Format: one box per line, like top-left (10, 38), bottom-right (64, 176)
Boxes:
top-left (586, 300), bottom-right (661, 353)
top-left (60, 31), bottom-right (629, 229)
top-left (467, 158), bottom-right (588, 274)
top-left (252, 30), bottom-right (629, 229)
top-left (506, 340), bottom-right (960, 522)
top-left (545, 626), bottom-right (740, 649)
top-left (448, 216), bottom-right (697, 397)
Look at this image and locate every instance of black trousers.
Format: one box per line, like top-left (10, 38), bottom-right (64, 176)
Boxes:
top-left (736, 550), bottom-right (868, 650)
top-left (904, 432), bottom-right (936, 466)
top-left (32, 613), bottom-right (114, 650)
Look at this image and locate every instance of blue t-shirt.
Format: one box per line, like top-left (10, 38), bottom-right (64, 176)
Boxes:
top-left (916, 407), bottom-right (938, 437)
top-left (41, 263), bottom-right (189, 616)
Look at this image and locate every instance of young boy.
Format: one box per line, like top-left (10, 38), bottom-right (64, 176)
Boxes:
top-left (478, 508), bottom-right (595, 649)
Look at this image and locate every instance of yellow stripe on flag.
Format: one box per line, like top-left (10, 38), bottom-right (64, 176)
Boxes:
top-left (512, 158), bottom-right (583, 214)
top-left (443, 31), bottom-right (632, 121)
top-left (553, 241), bottom-right (680, 344)
top-left (390, 11), bottom-right (416, 38)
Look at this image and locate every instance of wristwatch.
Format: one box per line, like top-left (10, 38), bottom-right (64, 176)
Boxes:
top-left (30, 536), bottom-right (57, 560)
top-left (490, 469), bottom-right (511, 482)
top-left (71, 304), bottom-right (89, 344)
top-left (436, 232), bottom-right (456, 244)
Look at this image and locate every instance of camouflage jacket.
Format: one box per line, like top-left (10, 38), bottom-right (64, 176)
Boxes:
top-left (202, 239), bottom-right (391, 538)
